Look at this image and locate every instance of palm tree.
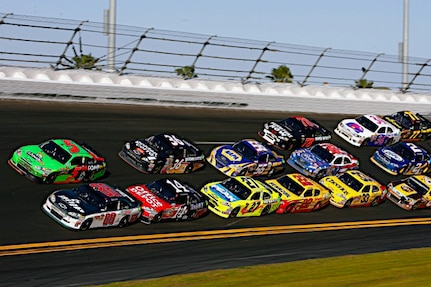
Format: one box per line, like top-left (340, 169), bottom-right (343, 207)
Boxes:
top-left (267, 65), bottom-right (293, 83)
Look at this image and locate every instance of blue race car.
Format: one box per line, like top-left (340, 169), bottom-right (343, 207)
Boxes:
top-left (287, 143), bottom-right (359, 179)
top-left (206, 139), bottom-right (285, 177)
top-left (370, 142), bottom-right (431, 175)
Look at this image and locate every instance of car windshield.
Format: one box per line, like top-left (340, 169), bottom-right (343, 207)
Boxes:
top-left (221, 178), bottom-right (251, 200)
top-left (232, 141), bottom-right (257, 160)
top-left (280, 118), bottom-right (303, 131)
top-left (146, 181), bottom-right (177, 203)
top-left (393, 113), bottom-right (414, 129)
top-left (275, 176), bottom-right (304, 196)
top-left (338, 173), bottom-right (364, 191)
top-left (146, 135), bottom-right (172, 153)
top-left (39, 140), bottom-right (71, 164)
top-left (406, 178), bottom-right (429, 195)
top-left (391, 144), bottom-right (415, 160)
top-left (356, 116), bottom-right (378, 132)
top-left (74, 185), bottom-right (108, 209)
top-left (310, 145), bottom-right (334, 162)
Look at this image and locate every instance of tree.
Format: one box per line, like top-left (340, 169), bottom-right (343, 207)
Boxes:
top-left (355, 78), bottom-right (374, 89)
top-left (72, 53), bottom-right (99, 70)
top-left (267, 65), bottom-right (293, 83)
top-left (175, 65), bottom-right (197, 79)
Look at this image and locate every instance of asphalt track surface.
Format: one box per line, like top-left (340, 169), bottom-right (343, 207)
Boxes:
top-left (1, 99), bottom-right (431, 287)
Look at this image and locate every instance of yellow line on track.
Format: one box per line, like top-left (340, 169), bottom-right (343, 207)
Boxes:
top-left (1, 217), bottom-right (430, 256)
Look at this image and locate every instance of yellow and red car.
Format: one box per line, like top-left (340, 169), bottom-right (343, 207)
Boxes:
top-left (199, 176), bottom-right (281, 218)
top-left (386, 175), bottom-right (431, 211)
top-left (319, 170), bottom-right (387, 208)
top-left (265, 173), bottom-right (330, 213)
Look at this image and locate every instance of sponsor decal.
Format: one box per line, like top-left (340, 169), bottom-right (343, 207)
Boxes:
top-left (346, 122), bottom-right (364, 133)
top-left (58, 195), bottom-right (85, 213)
top-left (213, 184), bottom-right (236, 202)
top-left (26, 151), bottom-right (43, 162)
top-left (221, 149), bottom-right (242, 162)
top-left (128, 185), bottom-right (163, 208)
top-left (135, 140), bottom-right (158, 158)
top-left (269, 122), bottom-right (293, 138)
top-left (382, 149), bottom-right (403, 162)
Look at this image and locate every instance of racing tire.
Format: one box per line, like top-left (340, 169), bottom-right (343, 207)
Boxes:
top-left (361, 139), bottom-right (369, 147)
top-left (118, 216), bottom-right (129, 228)
top-left (184, 163), bottom-right (194, 174)
top-left (45, 173), bottom-right (58, 184)
top-left (386, 138), bottom-right (395, 146)
top-left (312, 201), bottom-right (323, 211)
top-left (371, 197), bottom-right (380, 207)
top-left (261, 205), bottom-right (271, 216)
top-left (284, 203), bottom-right (295, 213)
top-left (343, 199), bottom-right (353, 208)
top-left (412, 202), bottom-right (420, 210)
top-left (82, 171), bottom-right (95, 183)
top-left (152, 163), bottom-right (163, 174)
top-left (237, 169), bottom-right (247, 176)
top-left (267, 168), bottom-right (274, 178)
top-left (80, 219), bottom-right (92, 231)
top-left (229, 207), bottom-right (240, 218)
top-left (152, 212), bottom-right (163, 223)
top-left (316, 170), bottom-right (326, 179)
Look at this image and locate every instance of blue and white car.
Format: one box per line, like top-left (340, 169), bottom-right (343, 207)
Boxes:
top-left (287, 143), bottom-right (359, 179)
top-left (370, 142), bottom-right (431, 175)
top-left (334, 114), bottom-right (401, 147)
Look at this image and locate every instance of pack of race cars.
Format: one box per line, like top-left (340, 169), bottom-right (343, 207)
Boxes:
top-left (7, 110), bottom-right (431, 230)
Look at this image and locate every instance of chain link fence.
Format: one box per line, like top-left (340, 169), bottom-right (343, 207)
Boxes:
top-left (1, 13), bottom-right (431, 93)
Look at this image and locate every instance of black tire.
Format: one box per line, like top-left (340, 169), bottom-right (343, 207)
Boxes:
top-left (267, 168), bottom-right (274, 178)
top-left (82, 171), bottom-right (95, 183)
top-left (184, 163), bottom-right (194, 174)
top-left (313, 201), bottom-right (323, 211)
top-left (361, 139), bottom-right (369, 147)
top-left (284, 203), bottom-right (295, 213)
top-left (45, 173), bottom-right (58, 184)
top-left (237, 169), bottom-right (247, 176)
top-left (386, 138), bottom-right (395, 146)
top-left (344, 199), bottom-right (353, 208)
top-left (118, 216), bottom-right (129, 228)
top-left (316, 170), bottom-right (326, 179)
top-left (261, 205), bottom-right (271, 216)
top-left (152, 212), bottom-right (163, 223)
top-left (79, 219), bottom-right (92, 231)
top-left (229, 207), bottom-right (240, 218)
top-left (152, 163), bottom-right (163, 174)
top-left (371, 197), bottom-right (380, 206)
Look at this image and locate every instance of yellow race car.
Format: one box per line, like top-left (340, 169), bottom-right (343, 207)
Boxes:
top-left (199, 176), bottom-right (281, 218)
top-left (319, 170), bottom-right (387, 208)
top-left (387, 175), bottom-right (431, 211)
top-left (265, 173), bottom-right (331, 213)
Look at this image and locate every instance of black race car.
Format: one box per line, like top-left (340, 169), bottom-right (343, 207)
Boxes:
top-left (118, 133), bottom-right (205, 174)
top-left (383, 111), bottom-right (431, 142)
top-left (258, 116), bottom-right (331, 150)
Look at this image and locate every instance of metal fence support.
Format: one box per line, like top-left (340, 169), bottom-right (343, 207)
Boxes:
top-left (400, 58), bottom-right (431, 93)
top-left (191, 35), bottom-right (216, 68)
top-left (0, 13), bottom-right (13, 24)
top-left (118, 28), bottom-right (154, 75)
top-left (359, 53), bottom-right (385, 81)
top-left (244, 41), bottom-right (274, 83)
top-left (299, 47), bottom-right (331, 87)
top-left (53, 20), bottom-right (88, 70)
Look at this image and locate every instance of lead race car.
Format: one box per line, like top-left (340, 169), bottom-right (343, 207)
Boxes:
top-left (383, 110), bottom-right (431, 142)
top-left (206, 138), bottom-right (285, 177)
top-left (287, 142), bottom-right (359, 179)
top-left (8, 138), bottom-right (107, 184)
top-left (118, 133), bottom-right (205, 174)
top-left (334, 114), bottom-right (401, 147)
top-left (125, 178), bottom-right (208, 224)
top-left (42, 182), bottom-right (142, 230)
top-left (386, 175), bottom-right (431, 211)
top-left (258, 116), bottom-right (331, 150)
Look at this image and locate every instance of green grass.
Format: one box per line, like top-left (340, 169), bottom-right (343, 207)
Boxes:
top-left (87, 247), bottom-right (431, 287)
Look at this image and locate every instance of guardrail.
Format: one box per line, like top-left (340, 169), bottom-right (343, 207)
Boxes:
top-left (1, 13), bottom-right (431, 93)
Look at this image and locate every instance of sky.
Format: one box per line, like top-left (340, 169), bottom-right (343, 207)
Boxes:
top-left (2, 0), bottom-right (431, 59)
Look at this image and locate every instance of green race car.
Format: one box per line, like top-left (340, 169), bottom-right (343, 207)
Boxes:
top-left (8, 138), bottom-right (107, 184)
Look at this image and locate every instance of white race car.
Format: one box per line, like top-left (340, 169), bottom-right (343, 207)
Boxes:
top-left (334, 114), bottom-right (401, 147)
top-left (42, 182), bottom-right (142, 230)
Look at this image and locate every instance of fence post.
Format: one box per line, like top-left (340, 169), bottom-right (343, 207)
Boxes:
top-left (53, 20), bottom-right (88, 70)
top-left (244, 41), bottom-right (274, 83)
top-left (191, 35), bottom-right (216, 69)
top-left (300, 47), bottom-right (331, 87)
top-left (359, 53), bottom-right (384, 81)
top-left (119, 28), bottom-right (154, 75)
top-left (400, 58), bottom-right (431, 93)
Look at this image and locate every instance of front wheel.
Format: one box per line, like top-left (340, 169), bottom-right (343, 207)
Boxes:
top-left (344, 199), bottom-right (352, 208)
top-left (229, 207), bottom-right (240, 218)
top-left (152, 212), bottom-right (163, 223)
top-left (361, 139), bottom-right (370, 147)
top-left (45, 173), bottom-right (58, 184)
top-left (118, 216), bottom-right (129, 228)
top-left (80, 219), bottom-right (92, 231)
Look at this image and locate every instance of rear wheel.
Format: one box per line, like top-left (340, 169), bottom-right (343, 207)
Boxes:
top-left (184, 163), bottom-right (194, 174)
top-left (371, 197), bottom-right (380, 206)
top-left (261, 205), bottom-right (271, 216)
top-left (313, 201), bottom-right (323, 211)
top-left (118, 216), bottom-right (129, 228)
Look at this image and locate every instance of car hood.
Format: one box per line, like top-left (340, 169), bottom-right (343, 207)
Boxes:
top-left (340, 119), bottom-right (373, 137)
top-left (126, 185), bottom-right (171, 211)
top-left (377, 148), bottom-right (405, 163)
top-left (293, 149), bottom-right (329, 167)
top-left (207, 183), bottom-right (240, 203)
top-left (390, 182), bottom-right (422, 199)
top-left (129, 140), bottom-right (159, 160)
top-left (15, 145), bottom-right (65, 170)
top-left (265, 121), bottom-right (294, 139)
top-left (214, 146), bottom-right (249, 165)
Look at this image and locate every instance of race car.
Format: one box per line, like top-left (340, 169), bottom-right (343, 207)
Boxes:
top-left (334, 114), bottom-right (401, 147)
top-left (42, 182), bottom-right (141, 230)
top-left (386, 175), bottom-right (431, 211)
top-left (382, 110), bottom-right (431, 142)
top-left (199, 176), bottom-right (281, 218)
top-left (206, 139), bottom-right (285, 177)
top-left (258, 116), bottom-right (331, 150)
top-left (8, 138), bottom-right (107, 184)
top-left (319, 170), bottom-right (387, 208)
top-left (287, 142), bottom-right (359, 179)
top-left (118, 133), bottom-right (205, 174)
top-left (370, 142), bottom-right (431, 175)
top-left (265, 173), bottom-right (331, 213)
top-left (125, 178), bottom-right (208, 224)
